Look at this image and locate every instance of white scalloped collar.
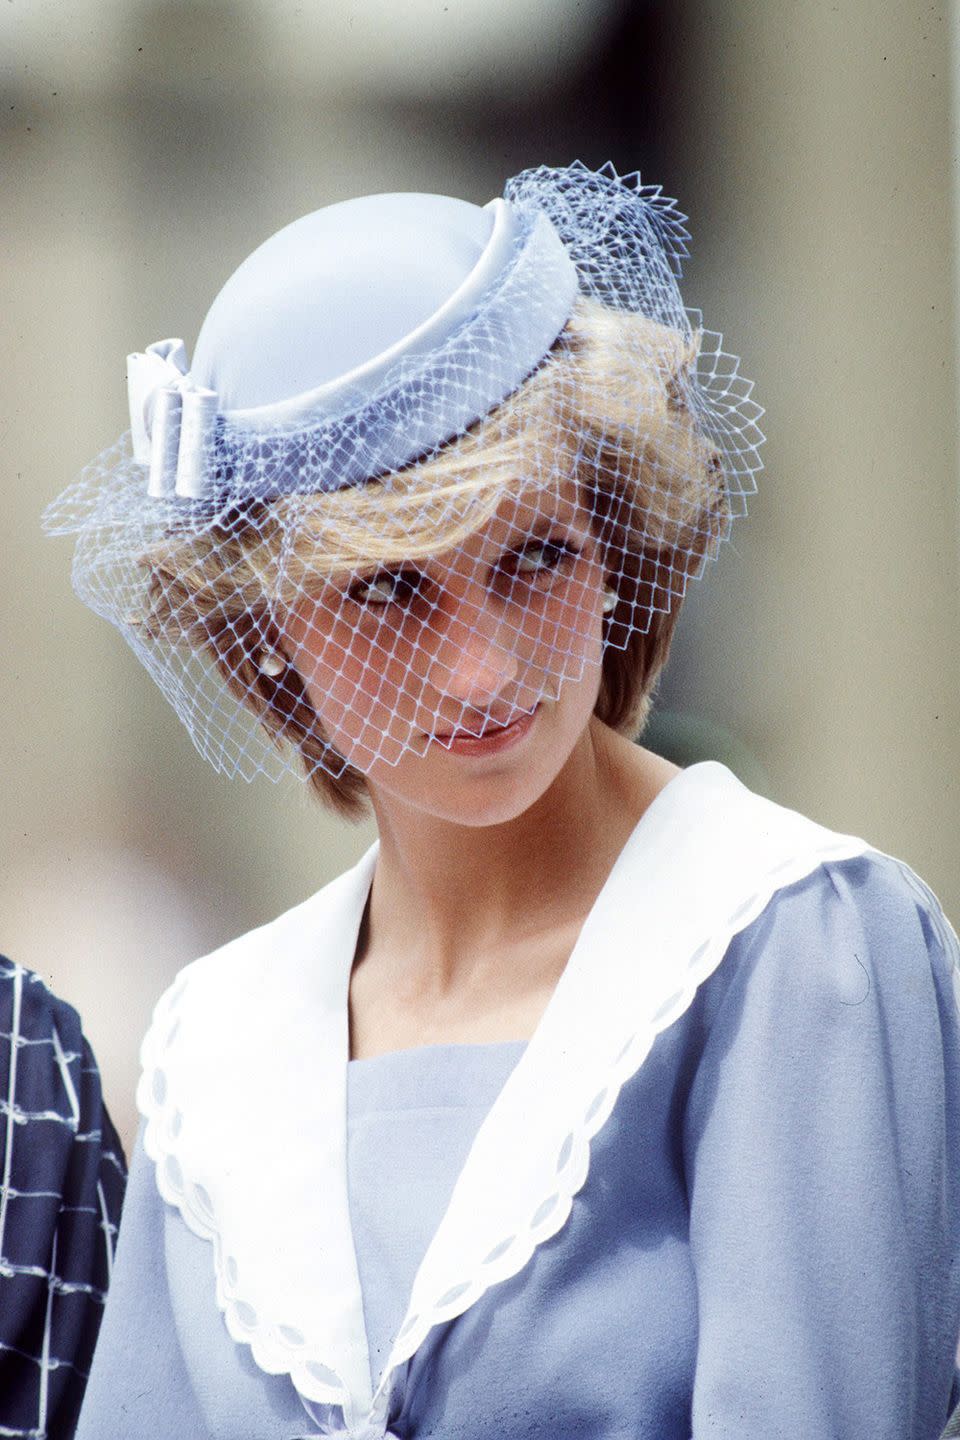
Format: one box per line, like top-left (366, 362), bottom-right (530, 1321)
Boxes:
top-left (138, 761), bottom-right (870, 1434)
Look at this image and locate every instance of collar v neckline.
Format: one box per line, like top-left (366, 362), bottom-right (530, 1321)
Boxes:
top-left (138, 761), bottom-right (871, 1433)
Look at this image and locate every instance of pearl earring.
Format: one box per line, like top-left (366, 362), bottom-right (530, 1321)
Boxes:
top-left (602, 588), bottom-right (617, 615)
top-left (256, 648), bottom-right (286, 678)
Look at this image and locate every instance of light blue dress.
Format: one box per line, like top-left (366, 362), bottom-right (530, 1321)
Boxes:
top-left (76, 851), bottom-right (960, 1438)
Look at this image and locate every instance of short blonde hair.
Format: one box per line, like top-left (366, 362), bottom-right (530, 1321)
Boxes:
top-left (140, 297), bottom-right (727, 819)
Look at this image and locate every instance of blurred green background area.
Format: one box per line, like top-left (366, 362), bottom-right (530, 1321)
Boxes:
top-left (1, 0), bottom-right (958, 1147)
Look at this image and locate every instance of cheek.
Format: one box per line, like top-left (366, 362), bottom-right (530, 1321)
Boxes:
top-left (522, 561), bottom-right (606, 677)
top-left (289, 607), bottom-right (427, 762)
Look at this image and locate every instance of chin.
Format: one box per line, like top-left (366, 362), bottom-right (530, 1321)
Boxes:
top-left (442, 776), bottom-right (553, 829)
top-left (368, 717), bottom-right (589, 830)
top-left (371, 761), bottom-right (556, 830)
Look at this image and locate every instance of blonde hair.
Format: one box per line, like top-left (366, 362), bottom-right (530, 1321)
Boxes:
top-left (140, 297), bottom-right (727, 818)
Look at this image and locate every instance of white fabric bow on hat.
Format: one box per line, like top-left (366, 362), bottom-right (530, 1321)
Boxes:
top-left (127, 338), bottom-right (218, 499)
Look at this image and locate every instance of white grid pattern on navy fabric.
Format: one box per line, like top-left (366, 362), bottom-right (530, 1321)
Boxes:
top-left (0, 960), bottom-right (126, 1440)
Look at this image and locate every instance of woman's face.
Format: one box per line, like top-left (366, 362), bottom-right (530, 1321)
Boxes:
top-left (284, 478), bottom-right (610, 827)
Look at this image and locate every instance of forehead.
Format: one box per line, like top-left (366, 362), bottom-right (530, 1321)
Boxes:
top-left (405, 474), bottom-right (593, 572)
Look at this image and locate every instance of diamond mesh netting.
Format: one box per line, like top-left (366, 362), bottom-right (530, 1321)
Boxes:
top-left (42, 161), bottom-right (764, 793)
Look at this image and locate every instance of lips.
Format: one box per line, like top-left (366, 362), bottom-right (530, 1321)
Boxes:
top-left (432, 708), bottom-right (530, 743)
top-left (424, 704), bottom-right (541, 758)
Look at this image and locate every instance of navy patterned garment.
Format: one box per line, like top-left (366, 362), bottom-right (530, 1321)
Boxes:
top-left (0, 959), bottom-right (126, 1440)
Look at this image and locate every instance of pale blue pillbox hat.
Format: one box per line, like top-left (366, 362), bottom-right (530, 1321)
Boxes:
top-left (126, 190), bottom-right (578, 500)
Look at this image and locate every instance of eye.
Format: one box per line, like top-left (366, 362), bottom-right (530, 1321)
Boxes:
top-left (347, 569), bottom-right (422, 609)
top-left (508, 536), bottom-right (581, 581)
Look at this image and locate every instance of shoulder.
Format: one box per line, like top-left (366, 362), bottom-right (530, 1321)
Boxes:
top-left (137, 844), bottom-right (377, 1117)
top-left (153, 842), bottom-right (378, 1011)
top-left (0, 953), bottom-right (126, 1168)
top-left (0, 957), bottom-right (119, 1145)
top-left (679, 846), bottom-right (960, 1274)
top-left (636, 764), bottom-right (959, 1023)
top-left (696, 846), bottom-right (959, 1038)
top-left (0, 954), bottom-right (85, 1056)
top-left (616, 764), bottom-right (958, 1043)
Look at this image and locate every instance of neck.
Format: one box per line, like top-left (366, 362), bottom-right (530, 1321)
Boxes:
top-left (363, 720), bottom-right (680, 995)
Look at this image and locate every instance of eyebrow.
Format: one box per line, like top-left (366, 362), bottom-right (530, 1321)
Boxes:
top-left (503, 514), bottom-right (574, 547)
top-left (484, 507), bottom-right (592, 563)
top-left (344, 512), bottom-right (586, 585)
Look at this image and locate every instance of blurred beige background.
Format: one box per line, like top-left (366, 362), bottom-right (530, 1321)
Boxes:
top-left (2, 0), bottom-right (958, 1150)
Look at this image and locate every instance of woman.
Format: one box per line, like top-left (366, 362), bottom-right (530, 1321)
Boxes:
top-left (44, 162), bottom-right (960, 1438)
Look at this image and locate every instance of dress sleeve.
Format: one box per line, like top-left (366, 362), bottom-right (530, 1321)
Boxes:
top-left (0, 959), bottom-right (127, 1440)
top-left (683, 852), bottom-right (960, 1440)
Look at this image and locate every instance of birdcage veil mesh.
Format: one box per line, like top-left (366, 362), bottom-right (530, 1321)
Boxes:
top-left (42, 161), bottom-right (764, 788)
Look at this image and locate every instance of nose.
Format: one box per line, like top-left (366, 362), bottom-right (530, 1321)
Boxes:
top-left (425, 581), bottom-right (519, 704)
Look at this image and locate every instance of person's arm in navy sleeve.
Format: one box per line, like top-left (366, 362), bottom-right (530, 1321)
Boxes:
top-left (0, 958), bottom-right (127, 1440)
top-left (683, 854), bottom-right (960, 1440)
